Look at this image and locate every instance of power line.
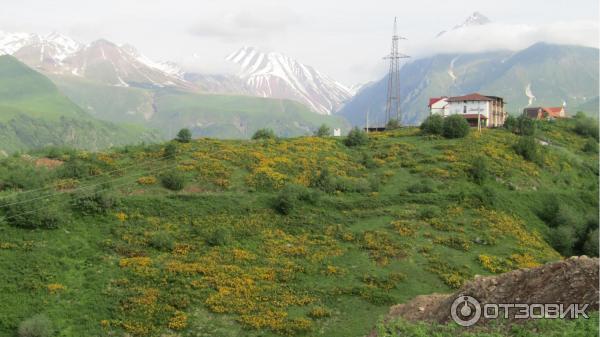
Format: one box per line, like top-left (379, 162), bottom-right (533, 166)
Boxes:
top-left (0, 148), bottom-right (174, 201)
top-left (0, 151), bottom-right (179, 209)
top-left (0, 159), bottom-right (181, 223)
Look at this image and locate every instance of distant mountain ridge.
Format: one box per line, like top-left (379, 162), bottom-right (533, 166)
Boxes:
top-left (0, 30), bottom-right (192, 89)
top-left (338, 41), bottom-right (599, 126)
top-left (226, 46), bottom-right (353, 115)
top-left (0, 55), bottom-right (159, 153)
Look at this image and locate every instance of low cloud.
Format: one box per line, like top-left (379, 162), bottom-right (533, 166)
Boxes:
top-left (406, 20), bottom-right (599, 58)
top-left (188, 6), bottom-right (300, 42)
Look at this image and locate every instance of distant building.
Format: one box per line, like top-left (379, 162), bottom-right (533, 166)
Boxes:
top-left (429, 97), bottom-right (449, 116)
top-left (363, 127), bottom-right (387, 133)
top-left (333, 128), bottom-right (342, 137)
top-left (429, 93), bottom-right (507, 128)
top-left (523, 106), bottom-right (566, 119)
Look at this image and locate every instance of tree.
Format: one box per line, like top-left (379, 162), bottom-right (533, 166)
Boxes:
top-left (514, 136), bottom-right (540, 163)
top-left (515, 115), bottom-right (537, 136)
top-left (442, 115), bottom-right (470, 138)
top-left (504, 115), bottom-right (518, 133)
top-left (385, 119), bottom-right (401, 130)
top-left (175, 128), bottom-right (192, 143)
top-left (344, 127), bottom-right (368, 147)
top-left (314, 124), bottom-right (331, 137)
top-left (420, 115), bottom-right (444, 135)
top-left (252, 128), bottom-right (276, 140)
top-left (574, 116), bottom-right (599, 141)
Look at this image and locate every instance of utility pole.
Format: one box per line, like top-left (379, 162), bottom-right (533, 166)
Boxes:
top-left (384, 17), bottom-right (410, 126)
top-left (366, 108), bottom-right (370, 133)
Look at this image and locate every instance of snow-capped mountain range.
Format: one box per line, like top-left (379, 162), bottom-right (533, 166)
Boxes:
top-left (226, 47), bottom-right (352, 115)
top-left (1, 30), bottom-right (354, 115)
top-left (0, 30), bottom-right (188, 88)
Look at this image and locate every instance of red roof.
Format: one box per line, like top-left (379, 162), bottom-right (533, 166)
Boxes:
top-left (462, 114), bottom-right (488, 119)
top-left (447, 93), bottom-right (498, 102)
top-left (428, 97), bottom-right (447, 107)
top-left (543, 107), bottom-right (564, 117)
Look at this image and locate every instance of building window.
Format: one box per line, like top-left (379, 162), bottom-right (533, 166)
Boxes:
top-left (463, 106), bottom-right (467, 113)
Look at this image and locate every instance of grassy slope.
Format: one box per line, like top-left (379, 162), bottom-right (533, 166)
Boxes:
top-left (0, 55), bottom-right (84, 122)
top-left (0, 56), bottom-right (160, 153)
top-left (0, 119), bottom-right (597, 337)
top-left (52, 76), bottom-right (350, 139)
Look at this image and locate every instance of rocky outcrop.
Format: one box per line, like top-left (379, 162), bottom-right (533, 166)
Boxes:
top-left (371, 256), bottom-right (599, 335)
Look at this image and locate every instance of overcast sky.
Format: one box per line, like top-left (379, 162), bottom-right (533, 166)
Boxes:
top-left (1, 0), bottom-right (598, 85)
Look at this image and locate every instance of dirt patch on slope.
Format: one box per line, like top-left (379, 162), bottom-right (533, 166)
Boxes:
top-left (371, 256), bottom-right (599, 335)
top-left (35, 158), bottom-right (64, 169)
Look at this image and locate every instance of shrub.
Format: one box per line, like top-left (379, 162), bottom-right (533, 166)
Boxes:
top-left (310, 168), bottom-right (336, 194)
top-left (582, 138), bottom-right (598, 153)
top-left (386, 119), bottom-right (401, 130)
top-left (72, 189), bottom-right (118, 215)
top-left (314, 124), bottom-right (331, 137)
top-left (0, 163), bottom-right (49, 191)
top-left (175, 128), bottom-right (192, 143)
top-left (407, 180), bottom-right (435, 193)
top-left (273, 184), bottom-right (319, 215)
top-left (471, 186), bottom-right (498, 207)
top-left (333, 176), bottom-right (371, 193)
top-left (513, 136), bottom-right (540, 163)
top-left (344, 127), bottom-right (368, 147)
top-left (252, 128), bottom-right (276, 140)
top-left (442, 115), bottom-right (470, 139)
top-left (149, 231), bottom-right (175, 251)
top-left (583, 229), bottom-right (599, 257)
top-left (58, 159), bottom-right (92, 179)
top-left (538, 194), bottom-right (560, 225)
top-left (574, 116), bottom-right (599, 141)
top-left (4, 196), bottom-right (63, 229)
top-left (515, 115), bottom-right (537, 136)
top-left (164, 143), bottom-right (177, 158)
top-left (160, 171), bottom-right (186, 191)
top-left (420, 115), bottom-right (444, 135)
top-left (18, 314), bottom-right (53, 337)
top-left (548, 225), bottom-right (576, 256)
top-left (503, 115), bottom-right (518, 133)
top-left (419, 207), bottom-right (440, 219)
top-left (467, 157), bottom-right (488, 185)
top-left (206, 227), bottom-right (232, 246)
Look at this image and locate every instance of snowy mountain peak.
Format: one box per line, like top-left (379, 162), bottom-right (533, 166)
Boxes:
top-left (437, 12), bottom-right (491, 37)
top-left (0, 29), bottom-right (188, 85)
top-left (227, 46), bottom-right (352, 115)
top-left (455, 12), bottom-right (491, 29)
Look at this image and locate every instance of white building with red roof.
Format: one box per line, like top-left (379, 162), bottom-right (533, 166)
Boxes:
top-left (429, 93), bottom-right (507, 128)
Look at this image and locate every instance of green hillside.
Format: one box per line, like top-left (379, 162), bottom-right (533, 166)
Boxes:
top-left (0, 56), bottom-right (160, 153)
top-left (0, 117), bottom-right (597, 336)
top-left (0, 55), bottom-right (84, 121)
top-left (51, 76), bottom-right (350, 139)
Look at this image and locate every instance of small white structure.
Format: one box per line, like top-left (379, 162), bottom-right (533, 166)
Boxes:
top-left (429, 93), bottom-right (507, 128)
top-left (333, 128), bottom-right (342, 137)
top-left (429, 97), bottom-right (449, 116)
